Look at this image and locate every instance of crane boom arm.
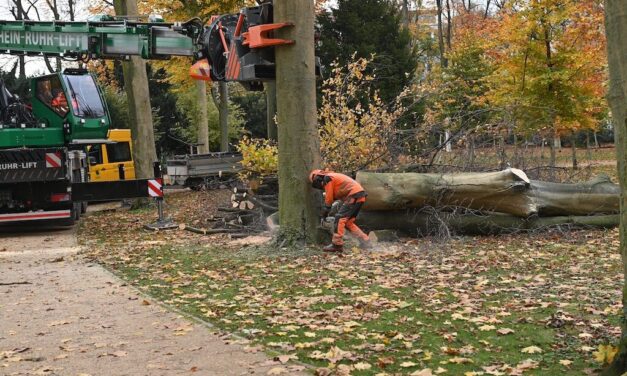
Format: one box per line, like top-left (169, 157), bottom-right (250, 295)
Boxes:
top-left (0, 19), bottom-right (202, 60)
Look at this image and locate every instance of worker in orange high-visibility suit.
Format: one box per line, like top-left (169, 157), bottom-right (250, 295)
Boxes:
top-left (309, 169), bottom-right (372, 252)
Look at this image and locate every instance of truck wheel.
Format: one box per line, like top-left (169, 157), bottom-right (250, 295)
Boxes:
top-left (73, 202), bottom-right (81, 220)
top-left (81, 201), bottom-right (88, 214)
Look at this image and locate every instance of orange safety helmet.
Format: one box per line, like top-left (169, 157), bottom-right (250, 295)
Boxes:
top-left (309, 169), bottom-right (325, 183)
top-left (310, 169), bottom-right (332, 189)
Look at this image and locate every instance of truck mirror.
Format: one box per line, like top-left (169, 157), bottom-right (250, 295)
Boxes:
top-left (88, 156), bottom-right (97, 165)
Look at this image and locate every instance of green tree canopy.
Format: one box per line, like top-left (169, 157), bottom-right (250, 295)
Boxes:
top-left (317, 0), bottom-right (417, 102)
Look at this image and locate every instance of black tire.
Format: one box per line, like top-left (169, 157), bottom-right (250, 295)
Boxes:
top-left (73, 202), bottom-right (81, 220)
top-left (80, 201), bottom-right (87, 214)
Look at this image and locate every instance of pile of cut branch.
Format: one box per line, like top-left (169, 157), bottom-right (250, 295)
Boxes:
top-left (180, 177), bottom-right (278, 238)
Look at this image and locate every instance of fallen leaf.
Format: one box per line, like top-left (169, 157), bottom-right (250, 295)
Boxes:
top-left (448, 357), bottom-right (473, 364)
top-left (496, 328), bottom-right (515, 335)
top-left (594, 344), bottom-right (618, 364)
top-left (521, 346), bottom-right (542, 354)
top-left (410, 369), bottom-right (434, 376)
top-left (401, 361), bottom-right (418, 367)
top-left (354, 362), bottom-right (371, 370)
top-left (377, 356), bottom-right (395, 368)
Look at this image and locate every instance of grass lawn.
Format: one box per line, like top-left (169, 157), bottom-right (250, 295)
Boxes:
top-left (79, 190), bottom-right (623, 375)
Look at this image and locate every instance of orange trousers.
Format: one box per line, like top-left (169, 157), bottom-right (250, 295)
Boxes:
top-left (332, 196), bottom-right (368, 246)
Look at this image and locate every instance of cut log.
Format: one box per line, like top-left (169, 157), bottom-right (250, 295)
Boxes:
top-left (357, 170), bottom-right (619, 217)
top-left (356, 210), bottom-right (619, 236)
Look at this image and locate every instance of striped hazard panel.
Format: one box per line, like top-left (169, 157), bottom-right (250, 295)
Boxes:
top-left (0, 210), bottom-right (71, 223)
top-left (225, 41), bottom-right (241, 81)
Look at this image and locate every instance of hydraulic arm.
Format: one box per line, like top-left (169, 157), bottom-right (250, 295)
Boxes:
top-left (0, 1), bottom-right (298, 88)
top-left (0, 18), bottom-right (201, 61)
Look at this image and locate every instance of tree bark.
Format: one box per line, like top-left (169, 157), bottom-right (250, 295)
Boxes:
top-left (356, 170), bottom-right (619, 217)
top-left (401, 0), bottom-right (410, 28)
top-left (265, 81), bottom-right (278, 141)
top-left (571, 133), bottom-right (578, 169)
top-left (218, 81), bottom-right (229, 152)
top-left (357, 211), bottom-right (619, 236)
top-left (196, 80), bottom-right (209, 154)
top-left (549, 134), bottom-right (557, 180)
top-left (113, 0), bottom-right (157, 180)
top-left (586, 132), bottom-right (593, 161)
top-left (435, 0), bottom-right (447, 68)
top-left (602, 0), bottom-right (627, 374)
top-left (274, 0), bottom-right (321, 244)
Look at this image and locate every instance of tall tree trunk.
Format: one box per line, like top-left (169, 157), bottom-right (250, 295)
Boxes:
top-left (265, 81), bottom-right (278, 141)
top-left (602, 0), bottom-right (627, 374)
top-left (513, 133), bottom-right (519, 167)
top-left (571, 133), bottom-right (578, 169)
top-left (113, 0), bottom-right (157, 179)
top-left (219, 81), bottom-right (229, 152)
top-left (401, 0), bottom-right (409, 28)
top-left (498, 136), bottom-right (507, 170)
top-left (586, 132), bottom-right (593, 161)
top-left (15, 1), bottom-right (26, 79)
top-left (554, 133), bottom-right (561, 150)
top-left (466, 134), bottom-right (475, 169)
top-left (196, 81), bottom-right (209, 154)
top-left (445, 0), bottom-right (452, 51)
top-left (549, 138), bottom-right (556, 179)
top-left (275, 0), bottom-right (321, 244)
top-left (435, 0), bottom-right (447, 68)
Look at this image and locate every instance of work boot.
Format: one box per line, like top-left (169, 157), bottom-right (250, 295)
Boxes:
top-left (323, 243), bottom-right (343, 253)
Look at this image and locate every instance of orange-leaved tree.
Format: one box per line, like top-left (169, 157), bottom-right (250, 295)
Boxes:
top-left (319, 56), bottom-right (407, 174)
top-left (484, 0), bottom-right (607, 169)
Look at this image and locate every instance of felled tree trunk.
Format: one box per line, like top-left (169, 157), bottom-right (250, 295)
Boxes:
top-left (356, 211), bottom-right (619, 236)
top-left (357, 169), bottom-right (619, 217)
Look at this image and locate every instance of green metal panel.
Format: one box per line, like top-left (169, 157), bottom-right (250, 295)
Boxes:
top-left (0, 20), bottom-right (196, 59)
top-left (0, 128), bottom-right (64, 148)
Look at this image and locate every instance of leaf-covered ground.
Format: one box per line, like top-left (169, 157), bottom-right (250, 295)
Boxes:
top-left (80, 191), bottom-right (623, 375)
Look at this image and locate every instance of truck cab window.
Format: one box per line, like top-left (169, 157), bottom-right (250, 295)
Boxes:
top-left (88, 144), bottom-right (103, 164)
top-left (63, 75), bottom-right (106, 119)
top-left (36, 77), bottom-right (68, 117)
top-left (106, 142), bottom-right (132, 163)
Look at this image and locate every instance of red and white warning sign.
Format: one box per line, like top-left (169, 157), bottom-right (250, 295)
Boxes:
top-left (45, 152), bottom-right (62, 168)
top-left (148, 178), bottom-right (164, 198)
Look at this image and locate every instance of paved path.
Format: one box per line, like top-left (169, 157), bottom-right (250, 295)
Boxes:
top-left (0, 223), bottom-right (302, 376)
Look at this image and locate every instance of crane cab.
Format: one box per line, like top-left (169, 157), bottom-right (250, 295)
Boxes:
top-left (30, 68), bottom-right (110, 145)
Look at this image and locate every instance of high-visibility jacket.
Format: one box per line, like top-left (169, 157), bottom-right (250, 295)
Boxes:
top-left (322, 172), bottom-right (365, 206)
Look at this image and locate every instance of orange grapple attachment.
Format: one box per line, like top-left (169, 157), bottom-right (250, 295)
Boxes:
top-left (242, 23), bottom-right (295, 48)
top-left (190, 59), bottom-right (212, 81)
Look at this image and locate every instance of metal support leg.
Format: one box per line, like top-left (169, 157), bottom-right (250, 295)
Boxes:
top-left (144, 161), bottom-right (178, 231)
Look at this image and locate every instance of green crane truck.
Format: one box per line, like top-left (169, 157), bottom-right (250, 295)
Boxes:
top-left (0, 1), bottom-right (290, 224)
